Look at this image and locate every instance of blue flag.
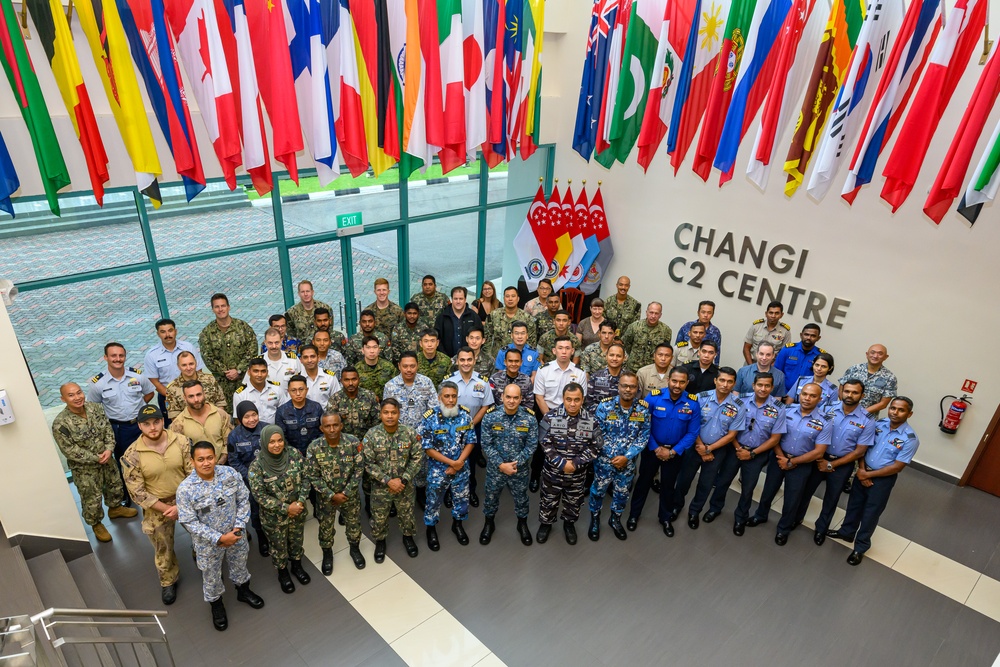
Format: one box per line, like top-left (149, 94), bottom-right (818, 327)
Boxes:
top-left (572, 0), bottom-right (620, 160)
top-left (0, 130), bottom-right (18, 216)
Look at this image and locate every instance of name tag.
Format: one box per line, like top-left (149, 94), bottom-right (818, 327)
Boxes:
top-left (515, 426), bottom-right (529, 432)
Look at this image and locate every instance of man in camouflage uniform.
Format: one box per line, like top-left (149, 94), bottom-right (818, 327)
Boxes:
top-left (579, 321), bottom-right (618, 374)
top-left (451, 326), bottom-right (496, 377)
top-left (52, 383), bottom-right (138, 542)
top-left (363, 398), bottom-right (423, 563)
top-left (311, 329), bottom-right (347, 376)
top-left (356, 336), bottom-right (397, 400)
top-left (532, 293), bottom-right (562, 340)
top-left (284, 280), bottom-right (332, 344)
top-left (344, 310), bottom-right (390, 366)
top-left (176, 441), bottom-right (263, 630)
top-left (390, 303), bottom-right (424, 363)
top-left (165, 351), bottom-right (227, 419)
top-left (121, 405), bottom-right (193, 605)
top-left (419, 383), bottom-right (474, 550)
top-left (621, 302), bottom-right (672, 373)
top-left (384, 352), bottom-right (440, 506)
top-left (306, 413), bottom-right (367, 574)
top-left (586, 342), bottom-right (627, 409)
top-left (537, 310), bottom-right (579, 364)
top-left (588, 372), bottom-right (650, 542)
top-left (411, 275), bottom-right (449, 329)
top-left (365, 278), bottom-right (405, 338)
top-left (486, 286), bottom-right (535, 356)
top-left (603, 276), bottom-right (641, 336)
top-left (480, 383), bottom-right (537, 546)
top-left (490, 348), bottom-right (534, 410)
top-left (535, 383), bottom-right (603, 546)
top-left (417, 329), bottom-right (453, 388)
top-left (198, 293), bottom-right (259, 412)
top-left (312, 308), bottom-right (348, 353)
top-left (326, 367), bottom-right (381, 515)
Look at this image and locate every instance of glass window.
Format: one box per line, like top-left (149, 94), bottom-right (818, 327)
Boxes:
top-left (487, 150), bottom-right (545, 204)
top-left (407, 214), bottom-right (478, 300)
top-left (0, 190), bottom-right (147, 284)
top-left (145, 181), bottom-right (274, 259)
top-left (497, 200), bottom-right (534, 292)
top-left (288, 240), bottom-right (349, 333)
top-left (351, 230), bottom-right (400, 322)
top-left (8, 271), bottom-right (162, 410)
top-left (278, 168), bottom-right (400, 237)
top-left (406, 157), bottom-right (482, 217)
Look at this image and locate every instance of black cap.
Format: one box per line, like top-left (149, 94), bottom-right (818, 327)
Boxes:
top-left (136, 404), bottom-right (163, 423)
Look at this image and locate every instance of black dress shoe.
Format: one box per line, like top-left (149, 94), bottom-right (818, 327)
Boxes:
top-left (374, 540), bottom-right (387, 563)
top-left (814, 531), bottom-right (826, 546)
top-left (687, 514), bottom-right (700, 530)
top-left (626, 516), bottom-right (638, 531)
top-left (517, 518), bottom-right (533, 546)
top-left (210, 599), bottom-right (228, 631)
top-left (322, 548), bottom-right (333, 575)
top-left (668, 509), bottom-right (680, 523)
top-left (608, 514), bottom-right (627, 541)
top-left (469, 490), bottom-right (480, 508)
top-left (847, 550), bottom-right (865, 566)
top-left (703, 510), bottom-right (720, 523)
top-left (775, 533), bottom-right (788, 546)
top-left (588, 513), bottom-right (601, 541)
top-left (452, 520), bottom-right (469, 545)
top-left (529, 478), bottom-right (540, 493)
top-left (161, 582), bottom-right (177, 605)
top-left (747, 516), bottom-right (767, 527)
top-left (480, 516), bottom-right (495, 545)
top-left (563, 521), bottom-right (577, 545)
top-left (662, 521), bottom-right (674, 538)
top-left (426, 525), bottom-right (440, 551)
top-left (277, 568), bottom-right (295, 594)
top-left (827, 529), bottom-right (854, 543)
top-left (403, 535), bottom-right (419, 558)
top-left (349, 544), bottom-right (366, 569)
top-left (651, 478), bottom-right (661, 494)
top-left (236, 582), bottom-right (264, 609)
top-left (290, 559), bottom-right (311, 585)
top-left (536, 523), bottom-right (551, 543)
top-left (257, 532), bottom-right (270, 557)
top-left (733, 522), bottom-right (745, 537)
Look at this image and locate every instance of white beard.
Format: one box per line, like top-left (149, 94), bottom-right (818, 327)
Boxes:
top-left (441, 406), bottom-right (459, 418)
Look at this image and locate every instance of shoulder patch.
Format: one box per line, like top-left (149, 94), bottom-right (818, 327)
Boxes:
top-left (649, 388), bottom-right (662, 396)
top-left (676, 341), bottom-right (689, 348)
top-left (90, 372), bottom-right (104, 383)
top-left (688, 393), bottom-right (699, 400)
top-left (286, 352), bottom-right (298, 359)
top-left (235, 384), bottom-right (247, 393)
top-left (784, 342), bottom-right (795, 348)
top-left (267, 380), bottom-right (281, 386)
top-left (525, 408), bottom-right (535, 416)
top-left (600, 396), bottom-right (615, 402)
top-left (753, 318), bottom-right (765, 325)
top-left (323, 369), bottom-right (336, 376)
top-left (817, 347), bottom-right (826, 354)
top-left (423, 409), bottom-right (434, 418)
top-left (485, 405), bottom-right (496, 414)
top-left (780, 322), bottom-right (791, 330)
top-left (128, 367), bottom-right (142, 374)
top-left (638, 399), bottom-right (649, 408)
top-left (459, 405), bottom-right (471, 412)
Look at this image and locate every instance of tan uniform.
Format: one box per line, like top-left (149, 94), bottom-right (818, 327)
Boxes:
top-left (168, 405), bottom-right (233, 462)
top-left (671, 341), bottom-right (700, 368)
top-left (636, 364), bottom-right (672, 396)
top-left (744, 319), bottom-right (792, 358)
top-left (164, 371), bottom-right (227, 419)
top-left (122, 431), bottom-right (194, 586)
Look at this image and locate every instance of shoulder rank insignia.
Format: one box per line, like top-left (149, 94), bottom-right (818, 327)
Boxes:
top-left (235, 384), bottom-right (247, 393)
top-left (90, 372), bottom-right (104, 383)
top-left (286, 352), bottom-right (298, 359)
top-left (600, 396), bottom-right (615, 402)
top-left (268, 380), bottom-right (281, 386)
top-left (753, 318), bottom-right (765, 325)
top-left (459, 405), bottom-right (470, 412)
top-left (780, 322), bottom-right (791, 330)
top-left (732, 396), bottom-right (745, 406)
top-left (525, 408), bottom-right (535, 416)
top-left (423, 409), bottom-right (435, 418)
top-left (784, 342), bottom-right (796, 348)
top-left (638, 399), bottom-right (649, 408)
top-left (817, 347), bottom-right (826, 353)
top-left (323, 369), bottom-right (336, 376)
top-left (485, 405), bottom-right (496, 413)
top-left (676, 341), bottom-right (689, 348)
top-left (688, 393), bottom-right (699, 400)
top-left (128, 367), bottom-right (142, 374)
top-left (649, 388), bottom-right (662, 396)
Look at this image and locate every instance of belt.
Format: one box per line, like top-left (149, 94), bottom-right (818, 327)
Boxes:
top-left (109, 418), bottom-right (137, 425)
top-left (824, 453), bottom-right (840, 461)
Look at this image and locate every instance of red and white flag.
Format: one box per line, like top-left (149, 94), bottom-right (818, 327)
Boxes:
top-left (438, 0), bottom-right (467, 173)
top-left (326, 0), bottom-right (367, 177)
top-left (462, 0), bottom-right (487, 159)
top-left (513, 184), bottom-right (552, 290)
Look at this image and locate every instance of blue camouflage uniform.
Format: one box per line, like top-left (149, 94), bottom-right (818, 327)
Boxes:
top-left (176, 465), bottom-right (251, 602)
top-left (226, 423), bottom-right (265, 540)
top-left (274, 399), bottom-right (325, 455)
top-left (774, 342), bottom-right (824, 392)
top-left (420, 406), bottom-right (474, 525)
top-left (481, 405), bottom-right (538, 518)
top-left (589, 397), bottom-right (650, 516)
top-left (585, 368), bottom-right (622, 410)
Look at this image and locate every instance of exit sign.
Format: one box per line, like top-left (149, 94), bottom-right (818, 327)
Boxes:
top-left (336, 212), bottom-right (364, 236)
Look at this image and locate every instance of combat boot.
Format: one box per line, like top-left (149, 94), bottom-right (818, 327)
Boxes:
top-left (402, 535), bottom-right (419, 558)
top-left (290, 559), bottom-right (311, 585)
top-left (236, 582), bottom-right (264, 609)
top-left (277, 567), bottom-right (295, 594)
top-left (426, 525), bottom-right (440, 551)
top-left (479, 516), bottom-right (495, 545)
top-left (609, 513), bottom-right (627, 541)
top-left (257, 531), bottom-right (270, 557)
top-left (349, 543), bottom-right (366, 569)
top-left (374, 540), bottom-right (387, 563)
top-left (451, 519), bottom-right (469, 545)
top-left (107, 506), bottom-right (137, 519)
top-left (536, 523), bottom-right (551, 543)
top-left (588, 512), bottom-right (601, 542)
top-left (92, 522), bottom-right (112, 543)
top-left (210, 599), bottom-right (228, 631)
top-left (563, 520), bottom-right (578, 545)
top-left (321, 548), bottom-right (333, 575)
top-left (517, 518), bottom-right (533, 546)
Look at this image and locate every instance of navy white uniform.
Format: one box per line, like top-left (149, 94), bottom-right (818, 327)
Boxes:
top-left (588, 397), bottom-right (650, 516)
top-left (304, 369), bottom-right (341, 407)
top-left (232, 381), bottom-right (288, 425)
top-left (262, 353), bottom-right (305, 389)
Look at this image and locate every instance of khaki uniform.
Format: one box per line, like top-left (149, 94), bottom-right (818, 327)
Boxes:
top-left (306, 434), bottom-right (364, 547)
top-left (168, 405), bottom-right (233, 462)
top-left (417, 351), bottom-right (453, 388)
top-left (411, 292), bottom-right (449, 329)
top-left (604, 295), bottom-right (642, 336)
top-left (636, 364), bottom-right (673, 396)
top-left (744, 319), bottom-right (792, 358)
top-left (198, 319), bottom-right (259, 413)
top-left (356, 358), bottom-right (397, 400)
top-left (485, 308), bottom-right (535, 357)
top-left (537, 329), bottom-right (580, 364)
top-left (362, 424), bottom-right (424, 540)
top-left (672, 341), bottom-right (700, 368)
top-left (285, 300), bottom-right (332, 344)
top-left (325, 389), bottom-right (381, 440)
top-left (621, 320), bottom-right (673, 373)
top-left (365, 301), bottom-right (405, 339)
top-left (52, 402), bottom-right (123, 525)
top-left (122, 431), bottom-right (194, 586)
top-left (164, 371), bottom-right (227, 419)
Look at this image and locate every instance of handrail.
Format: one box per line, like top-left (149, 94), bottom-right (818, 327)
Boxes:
top-left (30, 609), bottom-right (167, 623)
top-left (30, 607), bottom-right (174, 666)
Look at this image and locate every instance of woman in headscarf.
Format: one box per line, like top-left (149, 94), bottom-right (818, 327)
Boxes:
top-left (227, 402), bottom-right (268, 556)
top-left (248, 425), bottom-right (311, 593)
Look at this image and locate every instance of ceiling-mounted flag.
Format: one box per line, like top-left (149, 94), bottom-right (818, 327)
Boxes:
top-left (326, 0), bottom-right (369, 177)
top-left (0, 130), bottom-right (18, 216)
top-left (957, 118), bottom-right (1000, 224)
top-left (573, 0), bottom-right (620, 162)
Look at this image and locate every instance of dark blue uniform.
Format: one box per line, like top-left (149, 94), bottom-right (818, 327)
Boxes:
top-left (274, 399), bottom-right (325, 455)
top-left (773, 342), bottom-right (824, 393)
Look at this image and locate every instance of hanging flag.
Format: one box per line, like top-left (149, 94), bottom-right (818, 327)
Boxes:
top-left (594, 0), bottom-right (630, 168)
top-left (481, 0), bottom-right (506, 166)
top-left (462, 0), bottom-right (486, 160)
top-left (438, 0), bottom-right (467, 172)
top-left (580, 187), bottom-right (613, 295)
top-left (745, 0), bottom-right (826, 189)
top-left (782, 0), bottom-right (866, 197)
top-left (326, 0), bottom-right (368, 177)
top-left (513, 184), bottom-right (552, 290)
top-left (565, 186), bottom-right (601, 289)
top-left (25, 0), bottom-right (108, 205)
top-left (880, 0), bottom-right (986, 213)
top-left (554, 186), bottom-right (587, 290)
top-left (514, 0), bottom-right (544, 160)
top-left (806, 0), bottom-right (904, 200)
top-left (385, 0), bottom-right (422, 178)
top-left (490, 0), bottom-right (523, 157)
top-left (119, 0), bottom-right (207, 202)
top-left (0, 131), bottom-right (18, 216)
top-left (573, 0), bottom-right (619, 161)
top-left (958, 118), bottom-right (1000, 223)
top-left (841, 0), bottom-right (940, 204)
top-left (712, 0), bottom-right (793, 182)
top-left (923, 42), bottom-right (1000, 223)
top-left (666, 0), bottom-right (732, 173)
top-left (0, 0), bottom-right (71, 214)
top-left (636, 0), bottom-right (694, 171)
top-left (352, 0), bottom-right (398, 175)
top-left (399, 0), bottom-right (441, 172)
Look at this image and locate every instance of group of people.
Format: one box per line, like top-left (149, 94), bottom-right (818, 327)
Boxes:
top-left (51, 274), bottom-right (918, 631)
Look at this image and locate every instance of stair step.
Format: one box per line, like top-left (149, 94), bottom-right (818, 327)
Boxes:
top-left (0, 541), bottom-right (45, 618)
top-left (26, 551), bottom-right (116, 667)
top-left (67, 556), bottom-right (157, 667)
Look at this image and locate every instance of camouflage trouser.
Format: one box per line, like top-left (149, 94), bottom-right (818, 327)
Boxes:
top-left (216, 376), bottom-right (241, 414)
top-left (424, 463), bottom-right (469, 526)
top-left (261, 511), bottom-right (306, 569)
top-left (316, 493), bottom-right (362, 548)
top-left (370, 483), bottom-right (416, 540)
top-left (484, 466), bottom-right (530, 519)
top-left (538, 463), bottom-right (589, 525)
top-left (141, 505), bottom-right (178, 587)
top-left (71, 463), bottom-right (124, 525)
top-left (588, 459), bottom-right (634, 516)
top-left (194, 536), bottom-right (250, 602)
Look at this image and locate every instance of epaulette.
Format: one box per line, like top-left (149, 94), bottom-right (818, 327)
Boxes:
top-left (485, 405), bottom-right (496, 414)
top-left (286, 352), bottom-right (298, 359)
top-left (638, 399), bottom-right (649, 408)
top-left (423, 409), bottom-right (434, 418)
top-left (784, 342), bottom-right (796, 348)
top-left (459, 405), bottom-right (470, 412)
top-left (90, 372), bottom-right (104, 383)
top-left (753, 318), bottom-right (765, 325)
top-left (323, 368), bottom-right (336, 376)
top-left (600, 396), bottom-right (615, 402)
top-left (649, 388), bottom-right (662, 396)
top-left (780, 322), bottom-right (791, 330)
top-left (817, 347), bottom-right (826, 353)
top-left (732, 396), bottom-right (745, 406)
top-left (267, 380), bottom-right (281, 386)
top-left (676, 341), bottom-right (689, 348)
top-left (688, 393), bottom-right (699, 400)
top-left (525, 408), bottom-right (535, 416)
top-left (128, 367), bottom-right (142, 374)
top-left (235, 384), bottom-right (247, 393)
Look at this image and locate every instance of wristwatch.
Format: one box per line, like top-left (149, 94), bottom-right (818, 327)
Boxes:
top-left (826, 462), bottom-right (834, 472)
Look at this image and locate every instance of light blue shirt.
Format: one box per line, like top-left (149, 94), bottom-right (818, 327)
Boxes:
top-left (865, 419), bottom-right (920, 469)
top-left (447, 372), bottom-right (495, 413)
top-left (734, 363), bottom-right (786, 398)
top-left (736, 394), bottom-right (787, 450)
top-left (143, 340), bottom-right (203, 385)
top-left (86, 369), bottom-right (155, 421)
top-left (826, 401), bottom-right (876, 458)
top-left (780, 405), bottom-right (832, 457)
top-left (696, 390), bottom-right (747, 445)
top-left (789, 376), bottom-right (838, 409)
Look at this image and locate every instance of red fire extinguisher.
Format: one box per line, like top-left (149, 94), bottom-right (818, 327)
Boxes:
top-left (939, 395), bottom-right (972, 434)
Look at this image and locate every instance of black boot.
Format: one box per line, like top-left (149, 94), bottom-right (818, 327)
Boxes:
top-left (469, 489), bottom-right (480, 508)
top-left (608, 513), bottom-right (627, 541)
top-left (402, 535), bottom-right (419, 558)
top-left (389, 503), bottom-right (397, 518)
top-left (290, 559), bottom-right (311, 585)
top-left (588, 512), bottom-right (601, 541)
top-left (322, 548), bottom-right (333, 576)
top-left (517, 518), bottom-right (533, 546)
top-left (210, 599), bottom-right (228, 631)
top-left (277, 567), bottom-right (295, 594)
top-left (563, 520), bottom-right (578, 545)
top-left (536, 523), bottom-right (551, 543)
top-left (257, 531), bottom-right (270, 558)
top-left (236, 582), bottom-right (264, 609)
top-left (479, 516), bottom-right (495, 545)
top-left (451, 519), bottom-right (469, 545)
top-left (416, 486), bottom-right (427, 510)
top-left (426, 525), bottom-right (440, 551)
top-left (374, 539), bottom-right (386, 563)
top-left (349, 543), bottom-right (366, 569)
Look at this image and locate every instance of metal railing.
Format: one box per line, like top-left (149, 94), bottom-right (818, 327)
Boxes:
top-left (30, 608), bottom-right (174, 667)
top-left (0, 616), bottom-right (37, 667)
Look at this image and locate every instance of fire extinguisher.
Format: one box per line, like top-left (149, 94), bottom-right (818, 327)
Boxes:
top-left (939, 395), bottom-right (972, 434)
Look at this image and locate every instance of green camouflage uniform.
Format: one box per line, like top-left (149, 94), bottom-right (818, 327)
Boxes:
top-left (485, 308), bottom-right (535, 357)
top-left (604, 295), bottom-right (642, 336)
top-left (325, 389), bottom-right (381, 440)
top-left (417, 351), bottom-right (453, 388)
top-left (362, 424), bottom-right (423, 540)
top-left (533, 311), bottom-right (556, 340)
top-left (579, 342), bottom-right (610, 374)
top-left (390, 321), bottom-right (424, 363)
top-left (344, 330), bottom-right (390, 366)
top-left (537, 329), bottom-right (580, 364)
top-left (365, 301), bottom-right (405, 339)
top-left (411, 292), bottom-right (449, 329)
top-left (248, 448), bottom-right (309, 569)
top-left (284, 300), bottom-right (332, 344)
top-left (198, 319), bottom-right (259, 412)
top-left (356, 358), bottom-right (397, 400)
top-left (164, 371), bottom-right (227, 419)
top-left (306, 434), bottom-right (363, 547)
top-left (51, 402), bottom-right (124, 525)
top-left (621, 320), bottom-right (672, 373)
